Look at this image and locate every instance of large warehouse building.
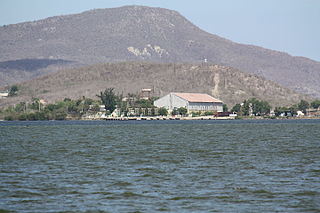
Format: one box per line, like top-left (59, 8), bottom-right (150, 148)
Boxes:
top-left (154, 92), bottom-right (223, 112)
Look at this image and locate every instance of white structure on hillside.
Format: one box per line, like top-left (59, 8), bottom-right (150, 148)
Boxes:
top-left (0, 92), bottom-right (9, 98)
top-left (154, 92), bottom-right (223, 112)
top-left (140, 88), bottom-right (152, 100)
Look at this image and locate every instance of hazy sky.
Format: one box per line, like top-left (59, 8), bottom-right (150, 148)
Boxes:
top-left (1, 0), bottom-right (319, 61)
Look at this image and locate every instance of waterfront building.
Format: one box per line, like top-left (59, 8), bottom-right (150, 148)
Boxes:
top-left (154, 92), bottom-right (223, 112)
top-left (306, 107), bottom-right (320, 117)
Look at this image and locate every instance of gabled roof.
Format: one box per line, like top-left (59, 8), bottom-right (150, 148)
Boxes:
top-left (172, 93), bottom-right (223, 103)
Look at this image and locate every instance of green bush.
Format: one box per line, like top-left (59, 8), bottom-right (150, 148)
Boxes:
top-left (54, 111), bottom-right (67, 120)
top-left (203, 111), bottom-right (214, 116)
top-left (26, 113), bottom-right (37, 121)
top-left (191, 111), bottom-right (201, 117)
top-left (8, 85), bottom-right (18, 96)
top-left (158, 107), bottom-right (168, 116)
top-left (171, 108), bottom-right (178, 116)
top-left (223, 104), bottom-right (228, 112)
top-left (311, 100), bottom-right (320, 109)
top-left (34, 111), bottom-right (47, 120)
top-left (18, 113), bottom-right (28, 121)
top-left (4, 115), bottom-right (15, 121)
top-left (177, 107), bottom-right (188, 116)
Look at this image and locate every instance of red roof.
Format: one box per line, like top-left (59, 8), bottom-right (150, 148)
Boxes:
top-left (173, 93), bottom-right (222, 103)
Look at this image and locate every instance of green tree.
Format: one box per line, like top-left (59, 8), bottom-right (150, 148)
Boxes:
top-left (29, 98), bottom-right (43, 111)
top-left (171, 108), bottom-right (178, 116)
top-left (18, 113), bottom-right (28, 121)
top-left (26, 113), bottom-right (37, 121)
top-left (84, 98), bottom-right (94, 106)
top-left (311, 100), bottom-right (320, 109)
top-left (298, 100), bottom-right (309, 113)
top-left (46, 103), bottom-right (59, 112)
top-left (53, 111), bottom-right (67, 120)
top-left (223, 104), bottom-right (228, 112)
top-left (254, 100), bottom-right (271, 116)
top-left (151, 108), bottom-right (156, 116)
top-left (91, 103), bottom-right (101, 113)
top-left (177, 107), bottom-right (188, 116)
top-left (136, 99), bottom-right (153, 108)
top-left (97, 88), bottom-right (117, 114)
top-left (34, 111), bottom-right (47, 120)
top-left (4, 115), bottom-right (15, 121)
top-left (158, 107), bottom-right (168, 116)
top-left (8, 85), bottom-right (18, 96)
top-left (289, 105), bottom-right (298, 116)
top-left (231, 99), bottom-right (271, 116)
top-left (15, 102), bottom-right (26, 112)
top-left (242, 100), bottom-right (250, 116)
top-left (231, 104), bottom-right (241, 113)
top-left (274, 107), bottom-right (288, 116)
top-left (66, 100), bottom-right (80, 114)
top-left (241, 98), bottom-right (271, 116)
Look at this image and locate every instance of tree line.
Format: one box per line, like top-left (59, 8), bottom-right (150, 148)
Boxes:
top-left (1, 87), bottom-right (320, 120)
top-left (231, 98), bottom-right (320, 117)
top-left (0, 88), bottom-right (166, 120)
top-left (0, 97), bottom-right (101, 121)
top-left (231, 98), bottom-right (271, 116)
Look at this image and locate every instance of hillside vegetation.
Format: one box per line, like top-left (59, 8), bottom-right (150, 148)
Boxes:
top-left (0, 62), bottom-right (310, 108)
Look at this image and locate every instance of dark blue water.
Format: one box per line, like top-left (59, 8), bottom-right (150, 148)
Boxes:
top-left (1, 120), bottom-right (320, 212)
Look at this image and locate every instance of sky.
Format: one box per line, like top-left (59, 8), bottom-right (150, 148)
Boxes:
top-left (1, 0), bottom-right (319, 61)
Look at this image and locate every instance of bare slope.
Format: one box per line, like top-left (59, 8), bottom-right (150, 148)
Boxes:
top-left (0, 6), bottom-right (319, 97)
top-left (1, 62), bottom-right (309, 108)
top-left (0, 59), bottom-right (73, 87)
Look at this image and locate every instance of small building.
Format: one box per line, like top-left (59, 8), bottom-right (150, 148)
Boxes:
top-left (99, 105), bottom-right (107, 112)
top-left (154, 92), bottom-right (223, 112)
top-left (306, 108), bottom-right (320, 117)
top-left (0, 92), bottom-right (9, 98)
top-left (296, 110), bottom-right (305, 117)
top-left (140, 88), bottom-right (152, 100)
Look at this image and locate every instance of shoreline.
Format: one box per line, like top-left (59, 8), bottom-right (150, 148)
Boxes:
top-left (81, 115), bottom-right (235, 121)
top-left (81, 115), bottom-right (320, 121)
top-left (1, 116), bottom-right (320, 122)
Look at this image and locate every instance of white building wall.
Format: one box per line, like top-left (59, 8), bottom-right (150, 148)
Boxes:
top-left (154, 93), bottom-right (187, 110)
top-left (0, 92), bottom-right (9, 98)
top-left (154, 93), bottom-right (171, 110)
top-left (188, 102), bottom-right (223, 112)
top-left (170, 93), bottom-right (188, 110)
top-left (216, 103), bottom-right (223, 112)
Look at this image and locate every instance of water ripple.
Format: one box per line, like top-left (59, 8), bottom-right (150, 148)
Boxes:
top-left (1, 120), bottom-right (320, 212)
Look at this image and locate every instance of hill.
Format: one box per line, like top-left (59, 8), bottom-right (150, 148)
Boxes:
top-left (0, 62), bottom-right (309, 109)
top-left (0, 6), bottom-right (319, 97)
top-left (0, 59), bottom-right (72, 87)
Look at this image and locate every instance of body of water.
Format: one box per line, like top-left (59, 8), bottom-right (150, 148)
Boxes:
top-left (1, 119), bottom-right (320, 212)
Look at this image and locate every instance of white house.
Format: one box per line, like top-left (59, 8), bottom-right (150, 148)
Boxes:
top-left (0, 92), bottom-right (9, 98)
top-left (154, 92), bottom-right (223, 112)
